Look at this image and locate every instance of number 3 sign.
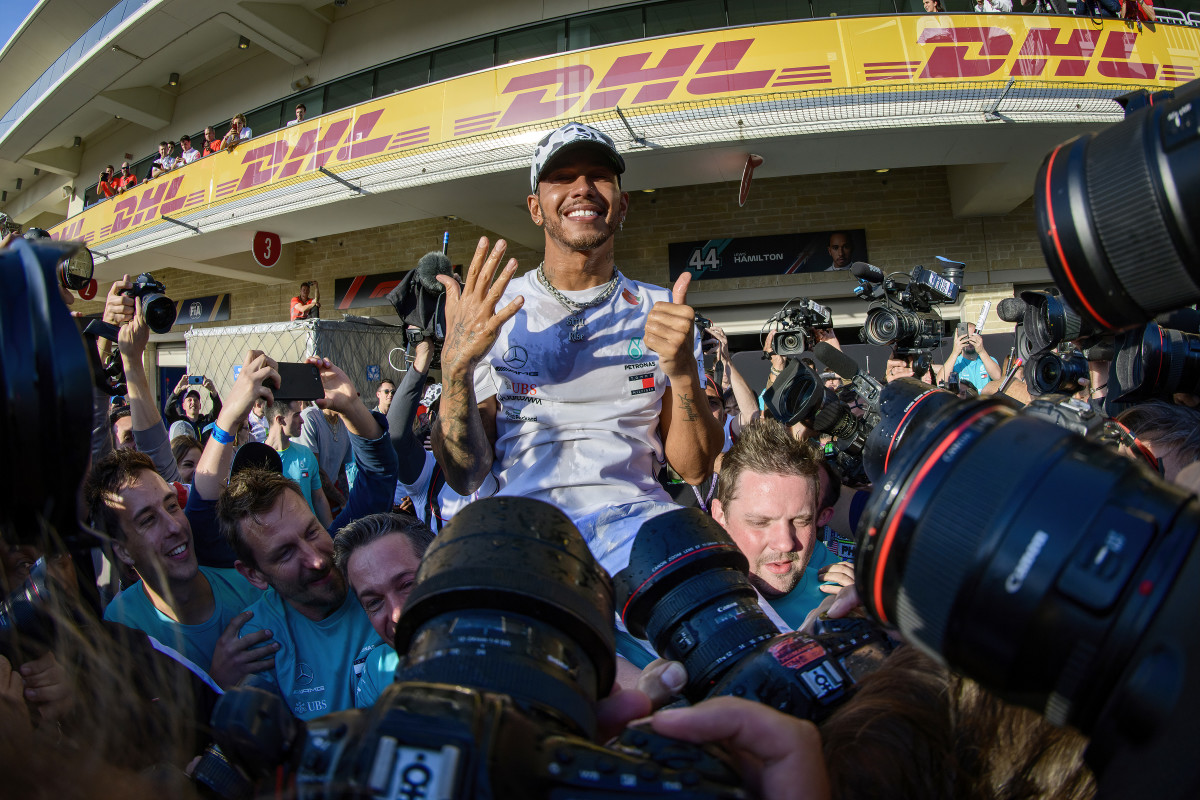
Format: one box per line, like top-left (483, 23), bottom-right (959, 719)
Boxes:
top-left (253, 231), bottom-right (282, 268)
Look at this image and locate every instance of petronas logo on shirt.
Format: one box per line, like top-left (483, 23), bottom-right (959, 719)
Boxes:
top-left (628, 337), bottom-right (645, 360)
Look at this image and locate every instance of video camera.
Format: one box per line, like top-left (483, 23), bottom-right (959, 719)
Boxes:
top-left (851, 257), bottom-right (964, 360)
top-left (387, 236), bottom-right (459, 359)
top-left (195, 499), bottom-right (748, 800)
top-left (762, 341), bottom-right (881, 485)
top-left (764, 298), bottom-right (833, 358)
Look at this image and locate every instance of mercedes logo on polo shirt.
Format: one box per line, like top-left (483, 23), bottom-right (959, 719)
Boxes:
top-left (503, 346), bottom-right (528, 368)
top-left (295, 662), bottom-right (315, 686)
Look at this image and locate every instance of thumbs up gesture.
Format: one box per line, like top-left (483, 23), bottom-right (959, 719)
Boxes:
top-left (645, 272), bottom-right (699, 381)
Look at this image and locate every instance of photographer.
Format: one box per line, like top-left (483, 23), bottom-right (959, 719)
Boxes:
top-left (165, 373), bottom-right (222, 433)
top-left (938, 322), bottom-right (998, 392)
top-left (96, 165), bottom-right (117, 201)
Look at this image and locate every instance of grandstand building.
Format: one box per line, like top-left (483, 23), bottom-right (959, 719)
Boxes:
top-left (2, 0), bottom-right (1197, 387)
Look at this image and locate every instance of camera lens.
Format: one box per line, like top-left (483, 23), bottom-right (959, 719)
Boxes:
top-left (855, 395), bottom-right (1200, 739)
top-left (776, 330), bottom-right (806, 357)
top-left (860, 377), bottom-right (961, 484)
top-left (1020, 291), bottom-right (1101, 354)
top-left (141, 292), bottom-right (177, 333)
top-left (1112, 322), bottom-right (1200, 402)
top-left (615, 508), bottom-right (780, 700)
top-left (1026, 350), bottom-right (1089, 397)
top-left (394, 497), bottom-right (615, 738)
top-left (1035, 80), bottom-right (1200, 333)
top-left (863, 306), bottom-right (900, 346)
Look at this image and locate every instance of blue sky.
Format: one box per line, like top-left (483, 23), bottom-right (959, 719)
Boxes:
top-left (0, 0), bottom-right (42, 53)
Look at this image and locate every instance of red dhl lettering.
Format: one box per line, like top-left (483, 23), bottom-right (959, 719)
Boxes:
top-left (498, 39), bottom-right (774, 127)
top-left (110, 176), bottom-right (186, 234)
top-left (237, 110), bottom-right (391, 191)
top-left (919, 27), bottom-right (1157, 80)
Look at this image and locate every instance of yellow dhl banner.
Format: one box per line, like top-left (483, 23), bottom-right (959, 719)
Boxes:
top-left (53, 14), bottom-right (1198, 247)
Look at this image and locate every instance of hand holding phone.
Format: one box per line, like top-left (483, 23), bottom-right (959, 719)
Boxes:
top-left (270, 362), bottom-right (325, 402)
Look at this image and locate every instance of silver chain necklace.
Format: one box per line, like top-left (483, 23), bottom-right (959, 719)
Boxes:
top-left (536, 262), bottom-right (620, 342)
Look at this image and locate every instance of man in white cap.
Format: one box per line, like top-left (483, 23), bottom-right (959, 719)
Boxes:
top-left (432, 121), bottom-right (723, 576)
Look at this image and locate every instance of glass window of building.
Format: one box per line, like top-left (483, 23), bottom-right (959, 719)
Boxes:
top-left (246, 103), bottom-right (283, 136)
top-left (326, 71), bottom-right (374, 113)
top-left (645, 0), bottom-right (727, 37)
top-left (497, 22), bottom-right (566, 64)
top-left (567, 7), bottom-right (644, 50)
top-left (375, 57), bottom-right (430, 96)
top-left (728, 0), bottom-right (813, 24)
top-left (810, 0), bottom-right (899, 15)
top-left (430, 39), bottom-right (494, 82)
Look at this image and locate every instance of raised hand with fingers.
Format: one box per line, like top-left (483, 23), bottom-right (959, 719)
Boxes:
top-left (437, 236), bottom-right (523, 381)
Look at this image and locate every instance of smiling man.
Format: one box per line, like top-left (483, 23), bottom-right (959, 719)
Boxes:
top-left (218, 469), bottom-right (383, 719)
top-left (711, 419), bottom-right (842, 628)
top-left (331, 512), bottom-right (435, 707)
top-left (433, 121), bottom-right (723, 576)
top-left (85, 450), bottom-right (269, 689)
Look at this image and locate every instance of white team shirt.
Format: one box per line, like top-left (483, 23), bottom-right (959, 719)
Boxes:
top-left (473, 269), bottom-right (704, 522)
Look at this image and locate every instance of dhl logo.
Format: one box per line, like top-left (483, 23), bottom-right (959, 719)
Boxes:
top-left (491, 38), bottom-right (775, 129)
top-left (108, 176), bottom-right (189, 235)
top-left (916, 27), bottom-right (1175, 81)
top-left (231, 109), bottom-right (393, 193)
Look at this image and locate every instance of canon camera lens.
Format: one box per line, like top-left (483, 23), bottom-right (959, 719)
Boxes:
top-left (853, 389), bottom-right (1200, 797)
top-left (1034, 78), bottom-right (1200, 332)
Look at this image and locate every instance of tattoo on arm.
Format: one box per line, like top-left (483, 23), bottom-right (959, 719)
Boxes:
top-left (677, 393), bottom-right (700, 423)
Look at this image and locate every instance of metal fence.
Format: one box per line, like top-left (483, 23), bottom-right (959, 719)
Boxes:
top-left (184, 317), bottom-right (409, 402)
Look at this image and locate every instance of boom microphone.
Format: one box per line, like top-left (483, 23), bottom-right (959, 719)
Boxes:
top-left (814, 342), bottom-right (860, 380)
top-left (850, 261), bottom-right (885, 283)
top-left (997, 297), bottom-right (1027, 324)
top-left (415, 251), bottom-right (453, 294)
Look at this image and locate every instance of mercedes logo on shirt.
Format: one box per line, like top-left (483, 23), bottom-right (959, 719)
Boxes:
top-left (503, 345), bottom-right (528, 368)
top-left (295, 662), bottom-right (315, 686)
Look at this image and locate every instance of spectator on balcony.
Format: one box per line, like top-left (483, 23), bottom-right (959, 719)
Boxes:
top-left (179, 135), bottom-right (201, 165)
top-left (286, 104), bottom-right (307, 127)
top-left (222, 115), bottom-right (253, 151)
top-left (116, 162), bottom-right (138, 193)
top-left (150, 142), bottom-right (180, 179)
top-left (975, 0), bottom-right (1013, 11)
top-left (1123, 0), bottom-right (1155, 20)
top-left (97, 165), bottom-right (117, 200)
top-left (203, 127), bottom-right (222, 156)
top-left (922, 0), bottom-right (945, 11)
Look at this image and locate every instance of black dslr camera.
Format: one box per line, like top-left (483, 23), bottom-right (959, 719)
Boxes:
top-left (195, 499), bottom-right (747, 800)
top-left (615, 508), bottom-right (895, 718)
top-left (766, 298), bottom-right (834, 357)
top-left (126, 272), bottom-right (177, 334)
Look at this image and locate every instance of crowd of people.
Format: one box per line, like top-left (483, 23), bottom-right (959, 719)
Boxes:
top-left (89, 109), bottom-right (281, 207)
top-left (2, 120), bottom-right (1194, 799)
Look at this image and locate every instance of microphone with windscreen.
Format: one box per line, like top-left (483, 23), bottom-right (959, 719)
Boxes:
top-left (997, 297), bottom-right (1028, 324)
top-left (414, 251), bottom-right (453, 295)
top-left (850, 261), bottom-right (885, 284)
top-left (387, 246), bottom-right (460, 353)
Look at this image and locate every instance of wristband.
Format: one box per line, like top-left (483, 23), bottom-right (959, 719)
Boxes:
top-left (769, 366), bottom-right (783, 376)
top-left (210, 424), bottom-right (235, 445)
